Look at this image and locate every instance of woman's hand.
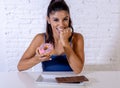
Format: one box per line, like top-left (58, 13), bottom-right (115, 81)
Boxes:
top-left (35, 47), bottom-right (52, 62)
top-left (59, 27), bottom-right (72, 46)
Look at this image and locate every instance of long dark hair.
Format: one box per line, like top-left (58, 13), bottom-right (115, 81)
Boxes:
top-left (45, 0), bottom-right (74, 46)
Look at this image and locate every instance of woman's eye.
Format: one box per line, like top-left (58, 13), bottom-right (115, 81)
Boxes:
top-left (53, 18), bottom-right (59, 22)
top-left (64, 18), bottom-right (68, 21)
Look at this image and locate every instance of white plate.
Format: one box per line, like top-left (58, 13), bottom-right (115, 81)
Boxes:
top-left (35, 73), bottom-right (87, 86)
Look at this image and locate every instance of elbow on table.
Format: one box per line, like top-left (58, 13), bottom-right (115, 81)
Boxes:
top-left (17, 65), bottom-right (21, 71)
top-left (74, 65), bottom-right (84, 74)
top-left (17, 64), bottom-right (24, 72)
top-left (74, 69), bottom-right (83, 74)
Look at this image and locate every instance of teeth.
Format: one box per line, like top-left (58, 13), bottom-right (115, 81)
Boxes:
top-left (56, 28), bottom-right (60, 33)
top-left (57, 27), bottom-right (72, 32)
top-left (56, 28), bottom-right (61, 31)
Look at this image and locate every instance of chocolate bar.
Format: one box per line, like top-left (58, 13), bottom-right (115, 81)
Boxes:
top-left (55, 75), bottom-right (88, 83)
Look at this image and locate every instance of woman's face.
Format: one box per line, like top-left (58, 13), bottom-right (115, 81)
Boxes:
top-left (47, 10), bottom-right (70, 37)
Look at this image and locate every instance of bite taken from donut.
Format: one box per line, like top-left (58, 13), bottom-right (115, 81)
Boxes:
top-left (39, 43), bottom-right (54, 56)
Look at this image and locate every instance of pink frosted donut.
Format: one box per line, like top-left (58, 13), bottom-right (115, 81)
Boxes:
top-left (39, 43), bottom-right (53, 54)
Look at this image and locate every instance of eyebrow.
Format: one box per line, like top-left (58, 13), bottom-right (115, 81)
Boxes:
top-left (52, 16), bottom-right (69, 19)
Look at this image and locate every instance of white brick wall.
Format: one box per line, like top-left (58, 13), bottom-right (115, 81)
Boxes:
top-left (0, 0), bottom-right (120, 72)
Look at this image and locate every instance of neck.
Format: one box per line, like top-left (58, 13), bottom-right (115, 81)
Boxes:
top-left (53, 33), bottom-right (60, 43)
top-left (54, 38), bottom-right (61, 45)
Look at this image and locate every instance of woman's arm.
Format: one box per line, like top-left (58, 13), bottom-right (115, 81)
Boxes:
top-left (63, 33), bottom-right (84, 74)
top-left (17, 34), bottom-right (47, 71)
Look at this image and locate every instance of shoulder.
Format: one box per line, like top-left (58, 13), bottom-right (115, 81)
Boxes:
top-left (31, 33), bottom-right (45, 45)
top-left (33, 33), bottom-right (45, 41)
top-left (72, 32), bottom-right (84, 49)
top-left (72, 32), bottom-right (84, 42)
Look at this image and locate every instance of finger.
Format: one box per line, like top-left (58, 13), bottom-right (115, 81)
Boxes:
top-left (62, 29), bottom-right (66, 33)
top-left (70, 28), bottom-right (72, 32)
top-left (46, 55), bottom-right (52, 60)
top-left (40, 55), bottom-right (51, 62)
top-left (67, 27), bottom-right (72, 32)
top-left (66, 30), bottom-right (68, 33)
top-left (36, 47), bottom-right (40, 55)
top-left (60, 31), bottom-right (64, 35)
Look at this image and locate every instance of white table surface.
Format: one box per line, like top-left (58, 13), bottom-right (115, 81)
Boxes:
top-left (0, 71), bottom-right (120, 88)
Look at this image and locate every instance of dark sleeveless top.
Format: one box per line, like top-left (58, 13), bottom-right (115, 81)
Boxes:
top-left (42, 34), bottom-right (73, 72)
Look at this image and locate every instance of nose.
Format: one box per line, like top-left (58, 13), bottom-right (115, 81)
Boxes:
top-left (59, 21), bottom-right (65, 28)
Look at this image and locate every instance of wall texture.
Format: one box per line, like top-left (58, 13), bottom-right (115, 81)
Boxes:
top-left (0, 0), bottom-right (120, 72)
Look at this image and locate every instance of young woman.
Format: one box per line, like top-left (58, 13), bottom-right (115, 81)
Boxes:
top-left (17, 0), bottom-right (84, 74)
